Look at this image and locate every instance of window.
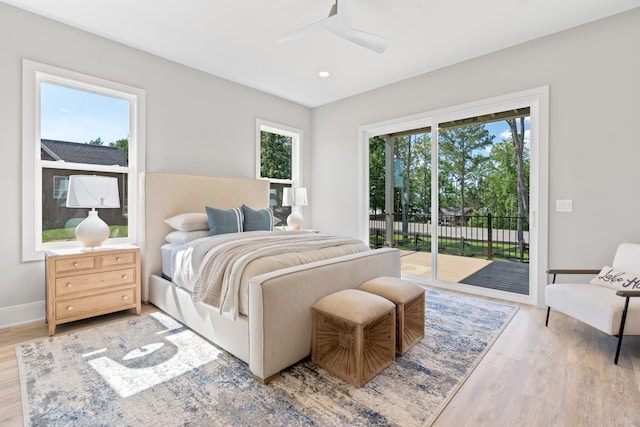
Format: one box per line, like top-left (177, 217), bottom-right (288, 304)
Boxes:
top-left (52, 176), bottom-right (68, 200)
top-left (22, 60), bottom-right (146, 261)
top-left (255, 119), bottom-right (302, 227)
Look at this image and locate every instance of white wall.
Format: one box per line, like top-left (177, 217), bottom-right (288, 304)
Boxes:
top-left (0, 3), bottom-right (311, 326)
top-left (310, 8), bottom-right (640, 304)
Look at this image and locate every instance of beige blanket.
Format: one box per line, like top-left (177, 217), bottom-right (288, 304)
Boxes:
top-left (172, 231), bottom-right (368, 319)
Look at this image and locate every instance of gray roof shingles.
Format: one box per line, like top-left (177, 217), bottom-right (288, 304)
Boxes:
top-left (41, 139), bottom-right (127, 166)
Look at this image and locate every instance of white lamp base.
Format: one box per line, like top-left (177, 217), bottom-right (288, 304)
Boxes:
top-left (286, 211), bottom-right (304, 230)
top-left (75, 210), bottom-right (110, 247)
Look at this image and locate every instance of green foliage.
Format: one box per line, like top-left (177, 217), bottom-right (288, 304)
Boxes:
top-left (439, 125), bottom-right (494, 211)
top-left (483, 142), bottom-right (517, 216)
top-left (369, 118), bottom-right (530, 232)
top-left (42, 226), bottom-right (128, 243)
top-left (110, 137), bottom-right (129, 159)
top-left (369, 136), bottom-right (386, 213)
top-left (260, 131), bottom-right (291, 180)
top-left (88, 136), bottom-right (129, 160)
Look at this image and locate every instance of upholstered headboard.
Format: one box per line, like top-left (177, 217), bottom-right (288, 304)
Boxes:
top-left (141, 172), bottom-right (270, 301)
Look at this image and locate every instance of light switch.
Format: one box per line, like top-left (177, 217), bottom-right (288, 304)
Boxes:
top-left (556, 199), bottom-right (573, 212)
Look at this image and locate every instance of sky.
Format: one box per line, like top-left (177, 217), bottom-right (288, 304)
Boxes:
top-left (40, 82), bottom-right (129, 144)
top-left (484, 118), bottom-right (530, 145)
top-left (39, 80), bottom-right (529, 147)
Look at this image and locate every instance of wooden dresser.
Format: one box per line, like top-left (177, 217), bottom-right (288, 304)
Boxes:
top-left (45, 245), bottom-right (141, 336)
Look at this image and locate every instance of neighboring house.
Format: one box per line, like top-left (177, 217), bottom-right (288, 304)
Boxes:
top-left (40, 139), bottom-right (128, 229)
top-left (439, 206), bottom-right (476, 226)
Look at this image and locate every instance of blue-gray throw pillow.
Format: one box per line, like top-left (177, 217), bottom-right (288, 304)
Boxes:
top-left (241, 204), bottom-right (274, 231)
top-left (205, 206), bottom-right (244, 236)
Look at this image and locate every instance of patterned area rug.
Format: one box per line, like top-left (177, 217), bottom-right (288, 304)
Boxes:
top-left (17, 288), bottom-right (517, 426)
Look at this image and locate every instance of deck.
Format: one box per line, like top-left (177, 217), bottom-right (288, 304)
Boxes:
top-left (460, 260), bottom-right (529, 294)
top-left (399, 250), bottom-right (529, 295)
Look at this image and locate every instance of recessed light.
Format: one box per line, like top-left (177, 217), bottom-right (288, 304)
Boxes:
top-left (318, 71), bottom-right (330, 78)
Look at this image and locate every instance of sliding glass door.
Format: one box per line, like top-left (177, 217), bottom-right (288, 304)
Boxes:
top-left (368, 100), bottom-right (536, 301)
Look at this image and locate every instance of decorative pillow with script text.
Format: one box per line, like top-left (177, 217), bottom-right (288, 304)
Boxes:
top-left (590, 266), bottom-right (640, 290)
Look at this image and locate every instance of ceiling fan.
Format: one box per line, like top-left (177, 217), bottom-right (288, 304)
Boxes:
top-left (276, 0), bottom-right (390, 54)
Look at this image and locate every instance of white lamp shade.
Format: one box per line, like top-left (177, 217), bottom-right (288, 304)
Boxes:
top-left (282, 187), bottom-right (308, 207)
top-left (66, 175), bottom-right (120, 208)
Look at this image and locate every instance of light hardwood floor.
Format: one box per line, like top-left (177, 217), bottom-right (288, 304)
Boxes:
top-left (1, 301), bottom-right (639, 426)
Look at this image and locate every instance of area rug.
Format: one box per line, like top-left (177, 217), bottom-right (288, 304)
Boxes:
top-left (17, 288), bottom-right (517, 426)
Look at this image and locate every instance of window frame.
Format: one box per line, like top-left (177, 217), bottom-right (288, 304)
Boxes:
top-left (255, 119), bottom-right (303, 218)
top-left (22, 59), bottom-right (146, 261)
top-left (52, 176), bottom-right (68, 200)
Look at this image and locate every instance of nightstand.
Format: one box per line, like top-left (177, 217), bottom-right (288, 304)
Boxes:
top-left (45, 244), bottom-right (141, 336)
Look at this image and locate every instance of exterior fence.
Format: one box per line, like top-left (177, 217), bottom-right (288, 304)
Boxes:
top-left (370, 213), bottom-right (529, 263)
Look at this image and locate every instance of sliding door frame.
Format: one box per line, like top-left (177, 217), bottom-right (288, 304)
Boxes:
top-left (358, 87), bottom-right (549, 307)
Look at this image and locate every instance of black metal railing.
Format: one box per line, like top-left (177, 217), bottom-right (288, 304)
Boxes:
top-left (370, 212), bottom-right (529, 263)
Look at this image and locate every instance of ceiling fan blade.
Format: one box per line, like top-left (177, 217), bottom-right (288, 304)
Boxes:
top-left (275, 14), bottom-right (340, 43)
top-left (328, 26), bottom-right (390, 54)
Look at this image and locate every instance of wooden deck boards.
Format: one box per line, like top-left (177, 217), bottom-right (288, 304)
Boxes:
top-left (460, 260), bottom-right (529, 295)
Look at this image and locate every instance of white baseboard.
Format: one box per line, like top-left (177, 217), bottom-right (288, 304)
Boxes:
top-left (0, 300), bottom-right (45, 329)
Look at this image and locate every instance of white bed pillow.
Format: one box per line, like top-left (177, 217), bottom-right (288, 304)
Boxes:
top-left (164, 213), bottom-right (208, 231)
top-left (165, 230), bottom-right (209, 244)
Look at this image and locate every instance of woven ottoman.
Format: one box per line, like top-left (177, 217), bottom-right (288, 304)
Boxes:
top-left (359, 276), bottom-right (425, 356)
top-left (311, 289), bottom-right (396, 387)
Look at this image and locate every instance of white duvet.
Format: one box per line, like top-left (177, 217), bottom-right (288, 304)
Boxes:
top-left (170, 230), bottom-right (369, 319)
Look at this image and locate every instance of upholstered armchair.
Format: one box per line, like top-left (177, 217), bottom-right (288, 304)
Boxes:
top-left (545, 242), bottom-right (640, 364)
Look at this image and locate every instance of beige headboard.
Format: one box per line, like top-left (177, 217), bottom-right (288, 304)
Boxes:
top-left (141, 172), bottom-right (270, 301)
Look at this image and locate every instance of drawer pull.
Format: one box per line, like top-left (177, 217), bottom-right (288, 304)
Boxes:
top-left (122, 275), bottom-right (128, 280)
top-left (116, 257), bottom-right (122, 263)
top-left (74, 262), bottom-right (80, 268)
top-left (67, 306), bottom-right (74, 311)
top-left (122, 295), bottom-right (128, 300)
top-left (66, 283), bottom-right (73, 288)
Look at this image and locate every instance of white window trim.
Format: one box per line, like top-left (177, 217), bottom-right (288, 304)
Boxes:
top-left (22, 59), bottom-right (146, 261)
top-left (255, 118), bottom-right (303, 211)
top-left (358, 86), bottom-right (549, 307)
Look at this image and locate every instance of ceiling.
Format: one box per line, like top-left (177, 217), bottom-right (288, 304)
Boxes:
top-left (4, 0), bottom-right (640, 107)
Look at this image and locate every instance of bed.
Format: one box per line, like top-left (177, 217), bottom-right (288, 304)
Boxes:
top-left (142, 172), bottom-right (401, 382)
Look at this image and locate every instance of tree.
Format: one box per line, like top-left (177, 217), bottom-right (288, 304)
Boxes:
top-left (506, 117), bottom-right (530, 250)
top-left (482, 141), bottom-right (519, 227)
top-left (110, 137), bottom-right (129, 159)
top-left (439, 124), bottom-right (494, 218)
top-left (394, 135), bottom-right (413, 242)
top-left (368, 136), bottom-right (386, 214)
top-left (88, 137), bottom-right (103, 145)
top-left (439, 124), bottom-right (493, 253)
top-left (260, 131), bottom-right (291, 180)
top-left (408, 132), bottom-right (431, 218)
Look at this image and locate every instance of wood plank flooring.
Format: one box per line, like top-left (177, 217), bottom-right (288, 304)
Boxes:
top-left (2, 301), bottom-right (639, 426)
top-left (460, 261), bottom-right (530, 295)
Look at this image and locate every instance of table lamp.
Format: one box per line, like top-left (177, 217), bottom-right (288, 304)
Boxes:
top-left (66, 175), bottom-right (120, 247)
top-left (282, 187), bottom-right (308, 230)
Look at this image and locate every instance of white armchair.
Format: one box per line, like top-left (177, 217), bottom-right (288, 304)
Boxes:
top-left (545, 242), bottom-right (640, 364)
